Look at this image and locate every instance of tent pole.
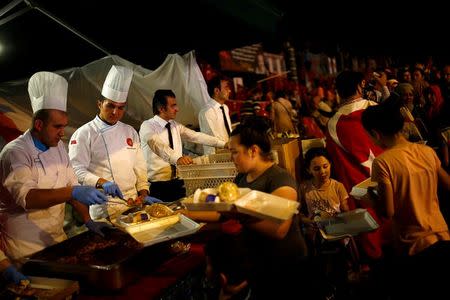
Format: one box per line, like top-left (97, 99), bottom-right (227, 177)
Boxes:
top-left (0, 0), bottom-right (23, 18)
top-left (0, 6), bottom-right (30, 27)
top-left (24, 0), bottom-right (112, 56)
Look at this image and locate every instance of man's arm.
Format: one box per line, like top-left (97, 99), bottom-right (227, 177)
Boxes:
top-left (179, 124), bottom-right (226, 148)
top-left (68, 129), bottom-right (101, 186)
top-left (147, 134), bottom-right (181, 165)
top-left (25, 187), bottom-right (74, 209)
top-left (133, 133), bottom-right (150, 193)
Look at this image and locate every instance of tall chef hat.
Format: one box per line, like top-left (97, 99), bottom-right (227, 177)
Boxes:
top-left (28, 72), bottom-right (68, 113)
top-left (101, 65), bottom-right (133, 103)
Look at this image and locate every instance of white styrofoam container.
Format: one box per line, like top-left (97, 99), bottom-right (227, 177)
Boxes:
top-left (182, 188), bottom-right (251, 211)
top-left (234, 190), bottom-right (299, 221)
top-left (349, 177), bottom-right (378, 199)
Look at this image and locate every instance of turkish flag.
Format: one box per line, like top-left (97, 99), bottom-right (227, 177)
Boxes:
top-left (326, 100), bottom-right (383, 194)
top-left (326, 99), bottom-right (387, 259)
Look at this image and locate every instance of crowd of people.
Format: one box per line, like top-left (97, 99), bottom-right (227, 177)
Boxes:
top-left (1, 61), bottom-right (449, 300)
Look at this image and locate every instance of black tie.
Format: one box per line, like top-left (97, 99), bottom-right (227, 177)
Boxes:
top-left (220, 106), bottom-right (231, 136)
top-left (165, 122), bottom-right (174, 149)
top-left (165, 122), bottom-right (176, 179)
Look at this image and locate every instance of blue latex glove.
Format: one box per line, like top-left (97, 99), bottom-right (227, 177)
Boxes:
top-left (102, 181), bottom-right (124, 199)
top-left (3, 265), bottom-right (28, 285)
top-left (85, 219), bottom-right (114, 238)
top-left (72, 186), bottom-right (108, 205)
top-left (144, 196), bottom-right (163, 204)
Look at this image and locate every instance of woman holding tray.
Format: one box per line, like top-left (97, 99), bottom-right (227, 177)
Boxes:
top-left (206, 116), bottom-right (323, 300)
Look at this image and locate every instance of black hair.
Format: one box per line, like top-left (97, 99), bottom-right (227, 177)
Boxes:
top-left (152, 89), bottom-right (176, 115)
top-left (361, 94), bottom-right (404, 136)
top-left (303, 147), bottom-right (330, 170)
top-left (230, 116), bottom-right (273, 160)
top-left (207, 76), bottom-right (225, 98)
top-left (335, 70), bottom-right (364, 99)
top-left (31, 109), bottom-right (51, 128)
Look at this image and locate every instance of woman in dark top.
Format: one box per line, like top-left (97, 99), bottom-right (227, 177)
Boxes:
top-left (228, 116), bottom-right (309, 299)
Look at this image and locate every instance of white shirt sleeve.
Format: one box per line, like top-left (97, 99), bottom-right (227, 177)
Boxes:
top-left (68, 128), bottom-right (100, 186)
top-left (2, 148), bottom-right (38, 209)
top-left (179, 124), bottom-right (226, 148)
top-left (133, 132), bottom-right (150, 192)
top-left (147, 133), bottom-right (182, 165)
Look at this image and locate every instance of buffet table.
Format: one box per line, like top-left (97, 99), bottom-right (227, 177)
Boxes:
top-left (20, 223), bottom-right (222, 300)
top-left (79, 242), bottom-right (206, 299)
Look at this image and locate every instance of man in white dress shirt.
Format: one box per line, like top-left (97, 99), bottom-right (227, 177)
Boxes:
top-left (0, 72), bottom-right (107, 261)
top-left (69, 65), bottom-right (159, 220)
top-left (198, 76), bottom-right (232, 154)
top-left (140, 89), bottom-right (227, 201)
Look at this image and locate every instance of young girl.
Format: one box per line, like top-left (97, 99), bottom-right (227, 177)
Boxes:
top-left (300, 146), bottom-right (349, 224)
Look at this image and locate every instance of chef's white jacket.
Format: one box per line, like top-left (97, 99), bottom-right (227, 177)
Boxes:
top-left (198, 99), bottom-right (231, 155)
top-left (68, 116), bottom-right (149, 218)
top-left (139, 115), bottom-right (226, 182)
top-left (0, 130), bottom-right (78, 260)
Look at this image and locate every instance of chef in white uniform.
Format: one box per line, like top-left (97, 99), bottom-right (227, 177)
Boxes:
top-left (69, 65), bottom-right (159, 220)
top-left (0, 72), bottom-right (107, 261)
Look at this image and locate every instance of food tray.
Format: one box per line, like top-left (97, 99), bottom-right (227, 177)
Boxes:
top-left (116, 214), bottom-right (201, 247)
top-left (234, 190), bottom-right (299, 221)
top-left (350, 177), bottom-right (378, 199)
top-left (22, 228), bottom-right (144, 290)
top-left (321, 208), bottom-right (379, 236)
top-left (181, 188), bottom-right (251, 211)
top-left (4, 276), bottom-right (79, 299)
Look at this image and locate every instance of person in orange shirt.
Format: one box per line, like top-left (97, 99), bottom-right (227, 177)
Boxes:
top-left (362, 96), bottom-right (450, 298)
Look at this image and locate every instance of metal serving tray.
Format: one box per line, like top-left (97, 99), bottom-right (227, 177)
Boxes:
top-left (22, 228), bottom-right (144, 290)
top-left (116, 214), bottom-right (201, 247)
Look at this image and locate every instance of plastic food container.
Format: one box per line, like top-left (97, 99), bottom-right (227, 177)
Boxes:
top-left (234, 190), bottom-right (299, 221)
top-left (181, 188), bottom-right (251, 211)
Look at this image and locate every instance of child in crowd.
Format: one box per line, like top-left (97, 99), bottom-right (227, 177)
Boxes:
top-left (299, 147), bottom-right (349, 227)
top-left (299, 147), bottom-right (356, 284)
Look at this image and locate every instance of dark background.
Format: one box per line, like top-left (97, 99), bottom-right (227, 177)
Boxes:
top-left (0, 0), bottom-right (449, 82)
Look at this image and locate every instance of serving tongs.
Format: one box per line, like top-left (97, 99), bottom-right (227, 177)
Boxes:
top-left (108, 197), bottom-right (143, 209)
top-left (163, 199), bottom-right (185, 211)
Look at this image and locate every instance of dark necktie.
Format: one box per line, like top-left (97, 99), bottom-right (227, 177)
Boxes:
top-left (165, 122), bottom-right (174, 149)
top-left (220, 106), bottom-right (231, 136)
top-left (165, 122), bottom-right (176, 178)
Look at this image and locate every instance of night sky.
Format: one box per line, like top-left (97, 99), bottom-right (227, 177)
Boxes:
top-left (0, 0), bottom-right (449, 83)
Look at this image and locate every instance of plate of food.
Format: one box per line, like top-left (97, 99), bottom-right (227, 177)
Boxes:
top-left (116, 203), bottom-right (176, 228)
top-left (115, 203), bottom-right (201, 247)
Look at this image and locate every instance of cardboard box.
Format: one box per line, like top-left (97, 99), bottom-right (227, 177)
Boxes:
top-left (272, 138), bottom-right (301, 181)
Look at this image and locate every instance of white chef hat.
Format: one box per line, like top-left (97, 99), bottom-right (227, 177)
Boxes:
top-left (28, 71), bottom-right (68, 113)
top-left (101, 65), bottom-right (133, 103)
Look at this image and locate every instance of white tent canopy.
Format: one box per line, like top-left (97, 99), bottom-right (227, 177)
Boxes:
top-left (0, 51), bottom-right (210, 148)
